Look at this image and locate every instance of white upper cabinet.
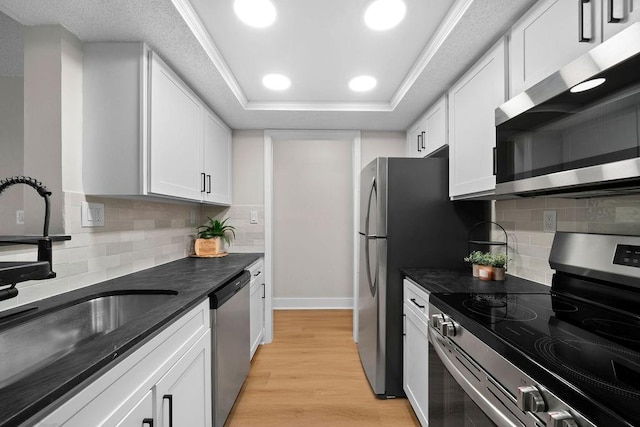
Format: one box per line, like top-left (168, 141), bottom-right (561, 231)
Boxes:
top-left (405, 96), bottom-right (447, 158)
top-left (149, 51), bottom-right (204, 201)
top-left (406, 118), bottom-right (426, 158)
top-left (422, 96), bottom-right (447, 156)
top-left (203, 109), bottom-right (232, 205)
top-left (83, 42), bottom-right (232, 205)
top-left (510, 0), bottom-right (639, 97)
top-left (448, 39), bottom-right (506, 199)
top-left (603, 0), bottom-right (640, 40)
top-left (510, 0), bottom-right (602, 97)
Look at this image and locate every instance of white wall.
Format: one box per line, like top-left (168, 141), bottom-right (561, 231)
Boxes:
top-left (360, 131), bottom-right (406, 167)
top-left (273, 138), bottom-right (353, 307)
top-left (0, 77), bottom-right (25, 235)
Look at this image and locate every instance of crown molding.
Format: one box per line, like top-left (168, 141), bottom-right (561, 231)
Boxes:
top-left (173, 0), bottom-right (471, 113)
top-left (171, 0), bottom-right (249, 108)
top-left (389, 0), bottom-right (474, 109)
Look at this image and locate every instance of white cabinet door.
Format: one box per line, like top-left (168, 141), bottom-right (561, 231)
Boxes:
top-left (148, 52), bottom-right (204, 200)
top-left (448, 40), bottom-right (506, 199)
top-left (423, 96), bottom-right (447, 156)
top-left (403, 279), bottom-right (429, 427)
top-left (249, 259), bottom-right (265, 360)
top-left (406, 120), bottom-right (425, 158)
top-left (203, 109), bottom-right (232, 205)
top-left (510, 0), bottom-right (602, 97)
top-left (603, 0), bottom-right (640, 40)
top-left (115, 390), bottom-right (154, 427)
top-left (250, 282), bottom-right (264, 359)
top-left (404, 307), bottom-right (429, 427)
top-left (155, 331), bottom-right (212, 427)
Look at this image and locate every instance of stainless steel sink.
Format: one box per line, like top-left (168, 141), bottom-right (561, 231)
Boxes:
top-left (0, 291), bottom-right (177, 388)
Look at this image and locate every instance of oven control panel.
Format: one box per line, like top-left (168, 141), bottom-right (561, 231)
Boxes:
top-left (613, 244), bottom-right (640, 268)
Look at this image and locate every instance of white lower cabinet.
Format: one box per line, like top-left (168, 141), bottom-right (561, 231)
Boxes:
top-left (155, 332), bottom-right (212, 427)
top-left (403, 279), bottom-right (430, 427)
top-left (248, 258), bottom-right (265, 359)
top-left (36, 300), bottom-right (211, 427)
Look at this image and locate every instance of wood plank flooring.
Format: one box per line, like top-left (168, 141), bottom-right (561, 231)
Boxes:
top-left (226, 310), bottom-right (419, 426)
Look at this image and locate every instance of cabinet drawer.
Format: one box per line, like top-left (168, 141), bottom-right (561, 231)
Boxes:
top-left (403, 279), bottom-right (429, 323)
top-left (247, 258), bottom-right (264, 287)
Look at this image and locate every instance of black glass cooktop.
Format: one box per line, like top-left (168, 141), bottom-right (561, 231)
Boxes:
top-left (434, 291), bottom-right (640, 426)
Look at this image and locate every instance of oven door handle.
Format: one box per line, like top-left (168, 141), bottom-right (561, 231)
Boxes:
top-left (429, 328), bottom-right (520, 427)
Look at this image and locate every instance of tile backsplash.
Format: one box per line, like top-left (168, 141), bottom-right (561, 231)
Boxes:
top-left (203, 204), bottom-right (265, 253)
top-left (0, 192), bottom-right (199, 312)
top-left (494, 195), bottom-right (640, 285)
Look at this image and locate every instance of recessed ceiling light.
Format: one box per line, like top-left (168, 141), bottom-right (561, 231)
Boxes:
top-left (234, 0), bottom-right (276, 28)
top-left (364, 0), bottom-right (406, 31)
top-left (263, 74), bottom-right (291, 90)
top-left (570, 77), bottom-right (606, 93)
top-left (349, 75), bottom-right (377, 92)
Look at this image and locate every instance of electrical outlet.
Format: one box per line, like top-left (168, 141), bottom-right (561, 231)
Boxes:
top-left (543, 210), bottom-right (556, 233)
top-left (16, 210), bottom-right (24, 225)
top-left (82, 202), bottom-right (105, 227)
top-left (250, 210), bottom-right (258, 224)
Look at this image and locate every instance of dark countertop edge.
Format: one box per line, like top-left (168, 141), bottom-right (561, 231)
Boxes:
top-left (1, 252), bottom-right (263, 427)
top-left (402, 267), bottom-right (551, 294)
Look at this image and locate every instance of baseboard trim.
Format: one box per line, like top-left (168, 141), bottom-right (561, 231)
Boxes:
top-left (273, 297), bottom-right (353, 310)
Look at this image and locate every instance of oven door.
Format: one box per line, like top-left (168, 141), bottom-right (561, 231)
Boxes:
top-left (428, 336), bottom-right (498, 427)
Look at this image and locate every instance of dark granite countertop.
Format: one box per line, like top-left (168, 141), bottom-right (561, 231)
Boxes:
top-left (402, 268), bottom-right (550, 294)
top-left (0, 253), bottom-right (262, 427)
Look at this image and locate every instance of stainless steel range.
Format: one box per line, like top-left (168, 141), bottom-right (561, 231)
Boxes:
top-left (429, 232), bottom-right (640, 427)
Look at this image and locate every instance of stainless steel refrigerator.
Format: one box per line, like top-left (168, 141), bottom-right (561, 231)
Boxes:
top-left (357, 154), bottom-right (488, 398)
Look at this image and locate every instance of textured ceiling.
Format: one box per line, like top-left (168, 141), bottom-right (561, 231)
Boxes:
top-left (0, 0), bottom-right (536, 130)
top-left (0, 11), bottom-right (23, 77)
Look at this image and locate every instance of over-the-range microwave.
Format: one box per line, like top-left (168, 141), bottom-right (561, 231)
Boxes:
top-left (494, 22), bottom-right (640, 198)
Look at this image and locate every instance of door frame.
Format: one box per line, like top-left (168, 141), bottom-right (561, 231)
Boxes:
top-left (263, 130), bottom-right (361, 343)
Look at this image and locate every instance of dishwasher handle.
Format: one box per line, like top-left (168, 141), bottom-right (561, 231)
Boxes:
top-left (210, 271), bottom-right (251, 308)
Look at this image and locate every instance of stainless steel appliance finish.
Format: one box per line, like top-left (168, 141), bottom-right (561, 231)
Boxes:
top-left (210, 271), bottom-right (250, 427)
top-left (430, 232), bottom-right (640, 426)
top-left (494, 23), bottom-right (640, 197)
top-left (0, 291), bottom-right (177, 388)
top-left (357, 155), bottom-right (488, 397)
top-left (428, 304), bottom-right (595, 427)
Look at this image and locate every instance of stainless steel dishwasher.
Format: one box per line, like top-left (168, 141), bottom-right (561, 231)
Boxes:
top-left (210, 271), bottom-right (251, 427)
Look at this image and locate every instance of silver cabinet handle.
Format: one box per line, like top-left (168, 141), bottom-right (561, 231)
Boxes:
top-left (142, 419), bottom-right (154, 427)
top-left (200, 173), bottom-right (206, 192)
top-left (206, 174), bottom-right (211, 194)
top-left (420, 131), bottom-right (426, 150)
top-left (608, 0), bottom-right (624, 22)
top-left (416, 134), bottom-right (422, 152)
top-left (578, 0), bottom-right (592, 42)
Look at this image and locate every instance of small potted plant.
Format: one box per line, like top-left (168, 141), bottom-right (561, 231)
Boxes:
top-left (194, 217), bottom-right (236, 257)
top-left (476, 252), bottom-right (494, 281)
top-left (464, 250), bottom-right (485, 277)
top-left (490, 253), bottom-right (509, 281)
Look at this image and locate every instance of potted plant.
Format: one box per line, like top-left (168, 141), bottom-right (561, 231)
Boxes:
top-left (476, 252), bottom-right (494, 281)
top-left (194, 217), bottom-right (236, 256)
top-left (490, 253), bottom-right (509, 281)
top-left (464, 250), bottom-right (485, 277)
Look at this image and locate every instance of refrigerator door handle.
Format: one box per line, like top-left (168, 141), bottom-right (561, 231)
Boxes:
top-left (364, 177), bottom-right (378, 297)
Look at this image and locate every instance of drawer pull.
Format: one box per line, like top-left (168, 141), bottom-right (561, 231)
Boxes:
top-left (410, 298), bottom-right (425, 309)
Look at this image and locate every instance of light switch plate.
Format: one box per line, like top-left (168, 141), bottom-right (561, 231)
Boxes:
top-left (250, 210), bottom-right (258, 224)
top-left (16, 210), bottom-right (24, 225)
top-left (82, 202), bottom-right (105, 227)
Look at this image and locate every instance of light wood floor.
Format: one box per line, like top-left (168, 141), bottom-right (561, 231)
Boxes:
top-left (226, 310), bottom-right (419, 427)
